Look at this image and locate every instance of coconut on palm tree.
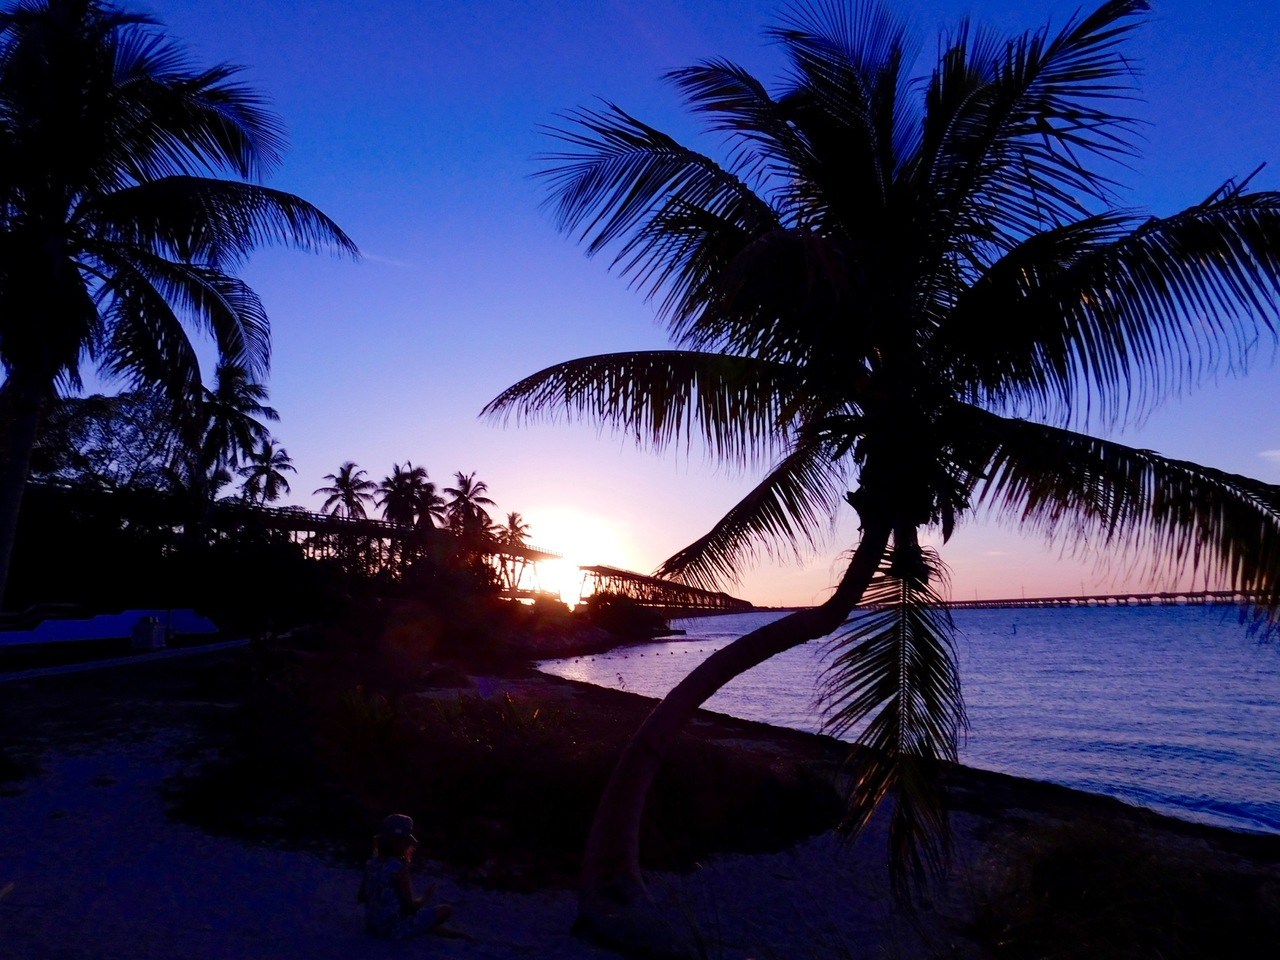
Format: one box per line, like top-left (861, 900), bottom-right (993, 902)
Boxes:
top-left (0, 0), bottom-right (357, 604)
top-left (486, 0), bottom-right (1280, 940)
top-left (239, 438), bottom-right (294, 505)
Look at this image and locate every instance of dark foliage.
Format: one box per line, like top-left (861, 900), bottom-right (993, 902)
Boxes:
top-left (971, 817), bottom-right (1280, 959)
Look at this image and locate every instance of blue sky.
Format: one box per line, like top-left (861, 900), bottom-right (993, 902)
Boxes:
top-left (130, 0), bottom-right (1280, 604)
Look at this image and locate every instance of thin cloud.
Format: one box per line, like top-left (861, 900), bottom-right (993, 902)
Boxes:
top-left (983, 550), bottom-right (1010, 556)
top-left (1261, 450), bottom-right (1280, 463)
top-left (362, 252), bottom-right (417, 270)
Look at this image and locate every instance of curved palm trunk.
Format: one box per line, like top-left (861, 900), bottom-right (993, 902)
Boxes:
top-left (576, 519), bottom-right (893, 945)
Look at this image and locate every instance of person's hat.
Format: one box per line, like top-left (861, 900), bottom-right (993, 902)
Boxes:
top-left (376, 813), bottom-right (418, 844)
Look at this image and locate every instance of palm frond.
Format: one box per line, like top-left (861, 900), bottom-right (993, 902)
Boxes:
top-left (482, 351), bottom-right (805, 468)
top-left (962, 407), bottom-right (1280, 618)
top-left (95, 266), bottom-right (204, 408)
top-left (657, 434), bottom-right (849, 590)
top-left (767, 0), bottom-right (918, 215)
top-left (940, 193), bottom-right (1280, 427)
top-left (107, 25), bottom-right (286, 181)
top-left (81, 177), bottom-right (359, 268)
top-left (537, 103), bottom-right (779, 288)
top-left (917, 0), bottom-right (1146, 258)
top-left (822, 538), bottom-right (966, 893)
top-left (665, 58), bottom-right (816, 194)
top-left (92, 249), bottom-right (271, 379)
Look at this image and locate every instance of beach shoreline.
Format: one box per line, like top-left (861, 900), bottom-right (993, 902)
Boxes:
top-left (1, 645), bottom-right (1276, 958)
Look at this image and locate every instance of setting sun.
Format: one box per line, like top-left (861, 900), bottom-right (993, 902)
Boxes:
top-left (524, 507), bottom-right (635, 607)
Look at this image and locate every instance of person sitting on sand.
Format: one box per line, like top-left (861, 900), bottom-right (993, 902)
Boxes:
top-left (358, 814), bottom-right (452, 939)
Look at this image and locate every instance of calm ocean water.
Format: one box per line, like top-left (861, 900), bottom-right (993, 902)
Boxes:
top-left (540, 606), bottom-right (1280, 835)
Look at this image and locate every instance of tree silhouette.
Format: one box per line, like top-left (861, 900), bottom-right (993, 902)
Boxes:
top-left (486, 0), bottom-right (1280, 937)
top-left (494, 510), bottom-right (533, 591)
top-left (376, 462), bottom-right (431, 527)
top-left (314, 462), bottom-right (376, 520)
top-left (0, 0), bottom-right (356, 603)
top-left (239, 438), bottom-right (294, 505)
top-left (444, 470), bottom-right (496, 550)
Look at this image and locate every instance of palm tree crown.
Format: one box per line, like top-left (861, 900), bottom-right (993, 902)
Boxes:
top-left (197, 362), bottom-right (278, 473)
top-left (314, 461), bottom-right (376, 520)
top-left (497, 511), bottom-right (531, 550)
top-left (444, 470), bottom-right (496, 540)
top-left (376, 461), bottom-right (431, 527)
top-left (238, 438), bottom-right (294, 505)
top-left (487, 0), bottom-right (1280, 907)
top-left (0, 0), bottom-right (356, 601)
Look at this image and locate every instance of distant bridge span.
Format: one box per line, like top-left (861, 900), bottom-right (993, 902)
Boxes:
top-left (580, 565), bottom-right (753, 613)
top-left (935, 589), bottom-right (1259, 610)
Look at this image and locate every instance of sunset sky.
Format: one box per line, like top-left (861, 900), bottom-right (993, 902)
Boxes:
top-left (131, 0), bottom-right (1280, 605)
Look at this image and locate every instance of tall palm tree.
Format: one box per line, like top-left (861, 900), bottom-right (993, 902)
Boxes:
top-left (494, 510), bottom-right (532, 591)
top-left (239, 438), bottom-right (294, 505)
top-left (377, 461), bottom-right (432, 576)
top-left (0, 0), bottom-right (357, 603)
top-left (174, 362), bottom-right (278, 522)
top-left (197, 362), bottom-right (278, 475)
top-left (486, 0), bottom-right (1280, 938)
top-left (314, 461), bottom-right (375, 519)
top-left (444, 470), bottom-right (496, 545)
top-left (376, 461), bottom-right (430, 527)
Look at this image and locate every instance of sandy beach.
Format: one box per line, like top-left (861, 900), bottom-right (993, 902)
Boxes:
top-left (1, 646), bottom-right (1276, 959)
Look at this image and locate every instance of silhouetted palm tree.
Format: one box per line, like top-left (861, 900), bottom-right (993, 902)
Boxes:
top-left (314, 462), bottom-right (375, 520)
top-left (176, 363), bottom-right (278, 521)
top-left (486, 0), bottom-right (1280, 934)
top-left (444, 471), bottom-right (496, 546)
top-left (493, 510), bottom-right (533, 591)
top-left (376, 462), bottom-right (430, 527)
top-left (239, 438), bottom-right (294, 505)
top-left (415, 483), bottom-right (448, 532)
top-left (497, 511), bottom-right (531, 549)
top-left (198, 363), bottom-right (278, 474)
top-left (0, 0), bottom-right (357, 602)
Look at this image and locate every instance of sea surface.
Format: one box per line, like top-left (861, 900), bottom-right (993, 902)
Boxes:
top-left (540, 606), bottom-right (1280, 835)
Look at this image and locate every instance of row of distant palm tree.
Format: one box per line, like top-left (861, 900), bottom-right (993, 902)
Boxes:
top-left (312, 462), bottom-right (529, 547)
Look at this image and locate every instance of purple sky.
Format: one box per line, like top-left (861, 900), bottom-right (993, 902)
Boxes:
top-left (130, 1), bottom-right (1280, 605)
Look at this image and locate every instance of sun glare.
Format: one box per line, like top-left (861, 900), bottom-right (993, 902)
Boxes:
top-left (527, 507), bottom-right (631, 608)
top-left (539, 558), bottom-right (587, 607)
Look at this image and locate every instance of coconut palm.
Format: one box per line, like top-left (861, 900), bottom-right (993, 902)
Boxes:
top-left (238, 438), bottom-right (294, 505)
top-left (494, 510), bottom-right (533, 591)
top-left (485, 0), bottom-right (1280, 937)
top-left (444, 470), bottom-right (496, 545)
top-left (497, 511), bottom-right (531, 549)
top-left (314, 461), bottom-right (375, 520)
top-left (197, 362), bottom-right (278, 474)
top-left (175, 362), bottom-right (278, 518)
top-left (0, 0), bottom-right (357, 603)
top-left (415, 483), bottom-right (448, 532)
top-left (376, 462), bottom-right (430, 527)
